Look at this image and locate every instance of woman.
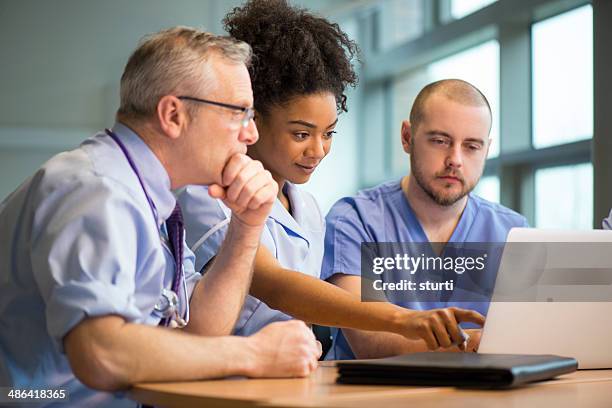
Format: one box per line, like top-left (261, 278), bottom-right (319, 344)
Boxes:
top-left (178, 0), bottom-right (482, 356)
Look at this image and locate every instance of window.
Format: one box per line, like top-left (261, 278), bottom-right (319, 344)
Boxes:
top-left (535, 163), bottom-right (593, 229)
top-left (532, 5), bottom-right (593, 149)
top-left (391, 40), bottom-right (500, 176)
top-left (473, 175), bottom-right (500, 203)
top-left (450, 0), bottom-right (497, 19)
top-left (377, 0), bottom-right (427, 51)
top-left (353, 0), bottom-right (604, 228)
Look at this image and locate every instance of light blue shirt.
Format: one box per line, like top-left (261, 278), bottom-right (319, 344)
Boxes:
top-left (321, 179), bottom-right (529, 360)
top-left (0, 123), bottom-right (199, 407)
top-left (178, 182), bottom-right (325, 336)
top-left (603, 209), bottom-right (612, 230)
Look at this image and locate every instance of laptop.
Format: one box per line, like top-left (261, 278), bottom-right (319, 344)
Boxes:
top-left (478, 228), bottom-right (612, 369)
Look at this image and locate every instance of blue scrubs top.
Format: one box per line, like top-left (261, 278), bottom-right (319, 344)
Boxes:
top-left (603, 209), bottom-right (612, 229)
top-left (320, 180), bottom-right (529, 360)
top-left (0, 123), bottom-right (199, 407)
top-left (178, 182), bottom-right (325, 336)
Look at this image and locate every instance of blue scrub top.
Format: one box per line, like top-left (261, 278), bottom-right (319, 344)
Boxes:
top-left (603, 209), bottom-right (612, 229)
top-left (321, 179), bottom-right (529, 360)
top-left (178, 182), bottom-right (325, 336)
top-left (0, 123), bottom-right (199, 407)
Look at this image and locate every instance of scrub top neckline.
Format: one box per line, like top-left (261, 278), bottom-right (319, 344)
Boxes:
top-left (398, 180), bottom-right (477, 244)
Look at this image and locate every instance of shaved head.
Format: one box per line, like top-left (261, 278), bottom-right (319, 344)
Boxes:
top-left (403, 79), bottom-right (492, 207)
top-left (410, 79), bottom-right (491, 132)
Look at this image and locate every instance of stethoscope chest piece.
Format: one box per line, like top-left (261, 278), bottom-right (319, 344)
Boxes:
top-left (153, 288), bottom-right (179, 319)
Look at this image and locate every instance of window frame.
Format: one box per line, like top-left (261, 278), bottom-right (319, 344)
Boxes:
top-left (347, 0), bottom-right (607, 228)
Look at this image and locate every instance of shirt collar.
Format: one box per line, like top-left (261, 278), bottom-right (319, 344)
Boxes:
top-left (268, 182), bottom-right (309, 244)
top-left (285, 182), bottom-right (308, 225)
top-left (111, 122), bottom-right (176, 226)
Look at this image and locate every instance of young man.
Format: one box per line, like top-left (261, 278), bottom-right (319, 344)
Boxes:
top-left (322, 79), bottom-right (529, 359)
top-left (0, 27), bottom-right (319, 407)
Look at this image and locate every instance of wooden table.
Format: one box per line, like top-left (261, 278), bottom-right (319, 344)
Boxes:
top-left (129, 362), bottom-right (612, 408)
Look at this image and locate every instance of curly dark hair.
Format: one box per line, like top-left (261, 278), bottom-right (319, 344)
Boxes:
top-left (223, 0), bottom-right (359, 115)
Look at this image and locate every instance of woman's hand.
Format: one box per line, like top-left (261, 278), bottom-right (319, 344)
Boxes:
top-left (396, 307), bottom-right (485, 350)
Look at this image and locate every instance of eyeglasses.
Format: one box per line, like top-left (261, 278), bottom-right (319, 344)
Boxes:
top-left (178, 96), bottom-right (254, 128)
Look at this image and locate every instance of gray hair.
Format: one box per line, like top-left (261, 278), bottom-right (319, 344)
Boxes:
top-left (117, 26), bottom-right (252, 120)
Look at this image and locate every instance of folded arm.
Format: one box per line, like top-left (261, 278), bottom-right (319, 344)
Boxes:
top-left (64, 315), bottom-right (321, 391)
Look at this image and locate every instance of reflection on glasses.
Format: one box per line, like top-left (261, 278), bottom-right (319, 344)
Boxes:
top-left (178, 96), bottom-right (254, 128)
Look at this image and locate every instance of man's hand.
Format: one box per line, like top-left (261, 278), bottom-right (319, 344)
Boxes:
top-left (244, 320), bottom-right (321, 378)
top-left (209, 154), bottom-right (277, 227)
top-left (397, 307), bottom-right (485, 350)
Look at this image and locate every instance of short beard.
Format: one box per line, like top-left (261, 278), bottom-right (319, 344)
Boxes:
top-left (410, 150), bottom-right (476, 207)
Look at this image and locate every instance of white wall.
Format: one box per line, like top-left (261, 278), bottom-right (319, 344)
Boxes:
top-left (0, 0), bottom-right (361, 211)
top-left (0, 0), bottom-right (238, 199)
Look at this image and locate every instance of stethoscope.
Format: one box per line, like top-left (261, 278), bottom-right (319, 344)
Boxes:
top-left (105, 129), bottom-right (189, 328)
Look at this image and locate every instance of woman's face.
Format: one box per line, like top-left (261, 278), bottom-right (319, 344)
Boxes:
top-left (249, 92), bottom-right (337, 185)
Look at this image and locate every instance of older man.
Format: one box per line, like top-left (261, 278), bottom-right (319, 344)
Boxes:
top-left (322, 79), bottom-right (529, 360)
top-left (0, 27), bottom-right (319, 407)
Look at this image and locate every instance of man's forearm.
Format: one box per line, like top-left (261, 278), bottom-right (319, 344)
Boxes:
top-left (64, 316), bottom-right (255, 391)
top-left (186, 217), bottom-right (263, 336)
